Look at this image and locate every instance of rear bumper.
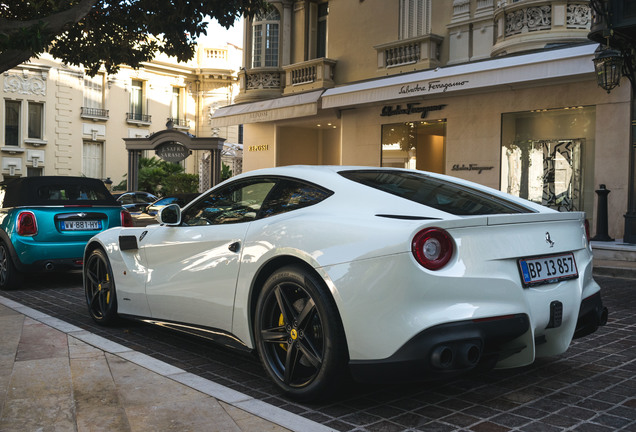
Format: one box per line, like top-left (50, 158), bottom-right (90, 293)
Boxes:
top-left (11, 238), bottom-right (86, 271)
top-left (573, 291), bottom-right (608, 339)
top-left (19, 257), bottom-right (84, 272)
top-left (349, 314), bottom-right (530, 382)
top-left (349, 292), bottom-right (608, 383)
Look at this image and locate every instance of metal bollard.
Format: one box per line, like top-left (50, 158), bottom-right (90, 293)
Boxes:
top-left (591, 184), bottom-right (614, 242)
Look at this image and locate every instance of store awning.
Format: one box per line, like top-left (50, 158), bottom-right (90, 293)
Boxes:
top-left (322, 44), bottom-right (598, 109)
top-left (210, 90), bottom-right (324, 127)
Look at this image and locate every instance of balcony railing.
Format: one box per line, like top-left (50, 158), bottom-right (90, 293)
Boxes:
top-left (81, 107), bottom-right (109, 120)
top-left (126, 112), bottom-right (152, 125)
top-left (374, 34), bottom-right (444, 71)
top-left (493, 1), bottom-right (591, 55)
top-left (167, 118), bottom-right (189, 129)
top-left (245, 69), bottom-right (282, 90)
top-left (236, 67), bottom-right (283, 103)
top-left (282, 58), bottom-right (337, 95)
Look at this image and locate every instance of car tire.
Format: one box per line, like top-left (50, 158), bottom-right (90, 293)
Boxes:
top-left (0, 242), bottom-right (22, 290)
top-left (84, 248), bottom-right (119, 325)
top-left (254, 265), bottom-right (348, 401)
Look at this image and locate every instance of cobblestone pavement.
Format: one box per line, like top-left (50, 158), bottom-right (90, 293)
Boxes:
top-left (2, 273), bottom-right (634, 432)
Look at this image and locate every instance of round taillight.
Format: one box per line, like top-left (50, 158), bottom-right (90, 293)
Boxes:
top-left (17, 211), bottom-right (38, 236)
top-left (412, 227), bottom-right (453, 270)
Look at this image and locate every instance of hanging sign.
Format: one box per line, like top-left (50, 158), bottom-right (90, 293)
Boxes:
top-left (155, 141), bottom-right (190, 162)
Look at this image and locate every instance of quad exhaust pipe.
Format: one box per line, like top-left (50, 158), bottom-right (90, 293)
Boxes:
top-left (430, 341), bottom-right (482, 370)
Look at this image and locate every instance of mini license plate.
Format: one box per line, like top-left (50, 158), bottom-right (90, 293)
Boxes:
top-left (518, 253), bottom-right (578, 287)
top-left (61, 220), bottom-right (102, 231)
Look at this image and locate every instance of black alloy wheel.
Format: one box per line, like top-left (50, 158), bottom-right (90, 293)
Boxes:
top-left (0, 242), bottom-right (21, 290)
top-left (254, 265), bottom-right (347, 401)
top-left (84, 248), bottom-right (118, 324)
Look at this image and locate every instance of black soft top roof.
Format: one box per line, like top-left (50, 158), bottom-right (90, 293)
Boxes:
top-left (0, 176), bottom-right (118, 207)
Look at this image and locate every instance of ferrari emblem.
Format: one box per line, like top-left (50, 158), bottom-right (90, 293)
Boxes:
top-left (545, 232), bottom-right (555, 248)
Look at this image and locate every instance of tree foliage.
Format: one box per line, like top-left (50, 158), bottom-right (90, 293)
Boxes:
top-left (114, 157), bottom-right (199, 196)
top-left (0, 0), bottom-right (266, 75)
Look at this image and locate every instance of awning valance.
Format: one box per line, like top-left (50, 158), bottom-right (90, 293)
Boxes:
top-left (321, 44), bottom-right (597, 109)
top-left (210, 90), bottom-right (324, 127)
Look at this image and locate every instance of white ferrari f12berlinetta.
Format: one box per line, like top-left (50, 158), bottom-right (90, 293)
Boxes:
top-left (83, 166), bottom-right (608, 400)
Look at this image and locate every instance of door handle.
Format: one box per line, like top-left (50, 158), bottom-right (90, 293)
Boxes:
top-left (228, 241), bottom-right (241, 253)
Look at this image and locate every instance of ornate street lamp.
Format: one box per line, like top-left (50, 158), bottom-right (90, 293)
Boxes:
top-left (593, 45), bottom-right (624, 93)
top-left (588, 0), bottom-right (636, 244)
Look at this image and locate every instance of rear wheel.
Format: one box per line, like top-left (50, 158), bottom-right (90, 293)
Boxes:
top-left (254, 265), bottom-right (347, 401)
top-left (0, 242), bottom-right (22, 290)
top-left (84, 248), bottom-right (118, 324)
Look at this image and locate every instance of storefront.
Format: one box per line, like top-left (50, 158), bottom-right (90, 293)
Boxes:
top-left (211, 44), bottom-right (632, 239)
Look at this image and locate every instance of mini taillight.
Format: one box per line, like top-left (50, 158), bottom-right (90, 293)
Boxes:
top-left (584, 219), bottom-right (591, 242)
top-left (17, 211), bottom-right (38, 236)
top-left (121, 210), bottom-right (133, 227)
top-left (412, 227), bottom-right (454, 270)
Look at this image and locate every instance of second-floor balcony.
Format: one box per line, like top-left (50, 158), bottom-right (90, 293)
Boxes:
top-left (236, 67), bottom-right (284, 103)
top-left (282, 58), bottom-right (337, 95)
top-left (236, 58), bottom-right (338, 102)
top-left (493, 1), bottom-right (592, 56)
top-left (81, 107), bottom-right (109, 121)
top-left (126, 112), bottom-right (152, 126)
top-left (374, 34), bottom-right (444, 72)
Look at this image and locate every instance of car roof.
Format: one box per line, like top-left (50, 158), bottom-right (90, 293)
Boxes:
top-left (0, 176), bottom-right (117, 207)
top-left (226, 165), bottom-right (546, 213)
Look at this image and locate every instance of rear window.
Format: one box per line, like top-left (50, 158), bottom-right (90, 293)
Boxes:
top-left (340, 170), bottom-right (534, 215)
top-left (37, 184), bottom-right (111, 202)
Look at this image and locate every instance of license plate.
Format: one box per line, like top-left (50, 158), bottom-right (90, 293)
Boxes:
top-left (518, 253), bottom-right (578, 287)
top-left (61, 220), bottom-right (102, 231)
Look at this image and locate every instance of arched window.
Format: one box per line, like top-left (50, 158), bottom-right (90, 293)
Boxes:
top-left (252, 8), bottom-right (280, 68)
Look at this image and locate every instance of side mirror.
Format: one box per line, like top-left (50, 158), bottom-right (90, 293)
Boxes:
top-left (158, 204), bottom-right (181, 225)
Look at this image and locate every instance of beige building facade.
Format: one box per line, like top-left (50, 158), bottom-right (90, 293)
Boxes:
top-left (210, 0), bottom-right (632, 241)
top-left (2, 43), bottom-right (243, 191)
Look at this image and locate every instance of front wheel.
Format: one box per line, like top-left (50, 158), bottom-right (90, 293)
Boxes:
top-left (254, 265), bottom-right (348, 401)
top-left (84, 248), bottom-right (119, 325)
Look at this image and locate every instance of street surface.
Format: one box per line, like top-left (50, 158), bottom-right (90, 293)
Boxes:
top-left (2, 273), bottom-right (634, 432)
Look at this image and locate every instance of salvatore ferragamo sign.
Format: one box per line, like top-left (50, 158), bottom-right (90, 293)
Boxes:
top-left (398, 79), bottom-right (470, 95)
top-left (381, 103), bottom-right (446, 119)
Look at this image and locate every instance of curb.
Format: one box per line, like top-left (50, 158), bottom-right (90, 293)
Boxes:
top-left (0, 295), bottom-right (336, 432)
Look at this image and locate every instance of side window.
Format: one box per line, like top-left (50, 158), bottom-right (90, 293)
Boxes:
top-left (260, 180), bottom-right (332, 218)
top-left (136, 193), bottom-right (155, 204)
top-left (120, 194), bottom-right (133, 204)
top-left (182, 180), bottom-right (276, 226)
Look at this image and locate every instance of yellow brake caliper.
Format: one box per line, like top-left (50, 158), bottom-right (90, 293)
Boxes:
top-left (106, 274), bottom-right (110, 304)
top-left (279, 314), bottom-right (287, 351)
top-left (98, 274), bottom-right (110, 304)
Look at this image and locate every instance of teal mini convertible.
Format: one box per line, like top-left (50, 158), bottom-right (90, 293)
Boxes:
top-left (0, 176), bottom-right (132, 290)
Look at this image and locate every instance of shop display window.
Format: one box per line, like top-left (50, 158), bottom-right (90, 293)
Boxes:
top-left (381, 120), bottom-right (446, 173)
top-left (500, 106), bottom-right (595, 212)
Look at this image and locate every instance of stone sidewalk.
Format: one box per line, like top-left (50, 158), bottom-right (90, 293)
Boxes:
top-left (0, 301), bottom-right (332, 432)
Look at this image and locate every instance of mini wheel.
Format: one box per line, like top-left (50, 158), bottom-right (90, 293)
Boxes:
top-left (254, 265), bottom-right (347, 400)
top-left (84, 248), bottom-right (119, 324)
top-left (0, 242), bottom-right (22, 290)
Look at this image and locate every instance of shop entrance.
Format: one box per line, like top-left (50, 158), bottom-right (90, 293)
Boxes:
top-left (381, 120), bottom-right (446, 173)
